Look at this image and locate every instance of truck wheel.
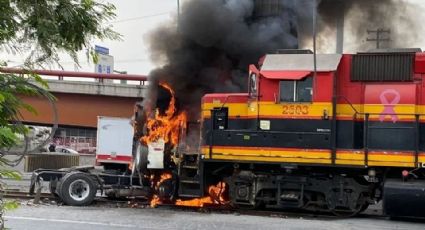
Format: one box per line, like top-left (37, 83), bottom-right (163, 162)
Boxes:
top-left (58, 172), bottom-right (97, 206)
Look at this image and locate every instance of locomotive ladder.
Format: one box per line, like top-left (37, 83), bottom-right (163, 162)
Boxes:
top-left (177, 153), bottom-right (203, 198)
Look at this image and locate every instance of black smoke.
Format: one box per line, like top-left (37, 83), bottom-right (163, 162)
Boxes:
top-left (315, 0), bottom-right (418, 51)
top-left (148, 0), bottom-right (303, 120)
top-left (146, 0), bottom-right (415, 120)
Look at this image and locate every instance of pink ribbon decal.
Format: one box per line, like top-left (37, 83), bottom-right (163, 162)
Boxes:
top-left (379, 89), bottom-right (400, 122)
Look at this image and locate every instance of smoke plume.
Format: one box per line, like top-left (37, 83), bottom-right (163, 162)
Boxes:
top-left (313, 0), bottom-right (420, 52)
top-left (146, 0), bottom-right (419, 120)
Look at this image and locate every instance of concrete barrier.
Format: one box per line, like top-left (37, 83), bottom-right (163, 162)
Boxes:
top-left (79, 154), bottom-right (96, 166)
top-left (24, 153), bottom-right (79, 172)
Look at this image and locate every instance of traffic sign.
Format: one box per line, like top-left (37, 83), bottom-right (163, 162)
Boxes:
top-left (95, 45), bottom-right (109, 55)
top-left (95, 53), bottom-right (114, 74)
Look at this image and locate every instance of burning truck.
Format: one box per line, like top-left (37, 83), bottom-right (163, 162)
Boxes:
top-left (30, 81), bottom-right (228, 209)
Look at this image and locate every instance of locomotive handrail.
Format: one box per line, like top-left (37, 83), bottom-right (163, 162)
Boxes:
top-left (338, 95), bottom-right (421, 167)
top-left (337, 95), bottom-right (425, 117)
top-left (218, 94), bottom-right (250, 109)
top-left (337, 95), bottom-right (361, 116)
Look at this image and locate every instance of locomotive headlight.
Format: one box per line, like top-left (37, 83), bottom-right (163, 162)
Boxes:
top-left (368, 169), bottom-right (376, 177)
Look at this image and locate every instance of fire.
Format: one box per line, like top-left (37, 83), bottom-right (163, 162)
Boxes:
top-left (153, 171), bottom-right (172, 190)
top-left (175, 182), bottom-right (229, 207)
top-left (150, 178), bottom-right (229, 208)
top-left (139, 83), bottom-right (229, 209)
top-left (141, 83), bottom-right (187, 147)
top-left (150, 195), bottom-right (162, 208)
top-left (150, 172), bottom-right (173, 207)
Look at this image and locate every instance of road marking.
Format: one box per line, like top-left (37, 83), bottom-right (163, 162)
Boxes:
top-left (5, 216), bottom-right (145, 229)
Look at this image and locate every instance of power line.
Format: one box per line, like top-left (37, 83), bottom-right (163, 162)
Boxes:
top-left (110, 12), bottom-right (172, 24)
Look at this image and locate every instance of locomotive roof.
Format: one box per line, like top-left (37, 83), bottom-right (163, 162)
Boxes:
top-left (261, 53), bottom-right (342, 72)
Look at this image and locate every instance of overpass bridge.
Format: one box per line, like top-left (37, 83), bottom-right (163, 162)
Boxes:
top-left (2, 68), bottom-right (149, 153)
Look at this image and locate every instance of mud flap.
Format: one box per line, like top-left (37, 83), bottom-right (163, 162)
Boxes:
top-left (29, 171), bottom-right (40, 195)
top-left (383, 179), bottom-right (425, 218)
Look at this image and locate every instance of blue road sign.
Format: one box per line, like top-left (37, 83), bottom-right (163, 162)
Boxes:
top-left (95, 45), bottom-right (109, 55)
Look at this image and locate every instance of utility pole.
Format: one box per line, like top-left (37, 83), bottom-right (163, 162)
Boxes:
top-left (312, 0), bottom-right (317, 78)
top-left (177, 0), bottom-right (180, 30)
top-left (335, 1), bottom-right (345, 53)
top-left (177, 0), bottom-right (180, 19)
top-left (366, 29), bottom-right (391, 49)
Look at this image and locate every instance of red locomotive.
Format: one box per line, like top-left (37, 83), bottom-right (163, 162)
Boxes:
top-left (199, 49), bottom-right (425, 217)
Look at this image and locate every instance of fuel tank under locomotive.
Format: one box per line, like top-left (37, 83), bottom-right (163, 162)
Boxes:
top-left (383, 179), bottom-right (425, 218)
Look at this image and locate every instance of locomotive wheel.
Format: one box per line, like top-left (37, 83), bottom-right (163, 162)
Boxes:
top-left (360, 203), bottom-right (369, 213)
top-left (331, 206), bottom-right (362, 217)
top-left (330, 195), bottom-right (366, 217)
top-left (58, 172), bottom-right (97, 206)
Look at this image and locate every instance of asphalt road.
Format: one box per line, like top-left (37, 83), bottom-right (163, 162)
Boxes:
top-left (4, 203), bottom-right (425, 230)
top-left (3, 165), bottom-right (425, 230)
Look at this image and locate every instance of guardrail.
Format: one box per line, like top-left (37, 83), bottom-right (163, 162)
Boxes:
top-left (0, 67), bottom-right (149, 85)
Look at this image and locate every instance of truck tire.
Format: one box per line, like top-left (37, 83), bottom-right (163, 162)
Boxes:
top-left (58, 172), bottom-right (97, 206)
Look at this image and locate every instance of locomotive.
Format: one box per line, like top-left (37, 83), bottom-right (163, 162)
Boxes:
top-left (197, 48), bottom-right (425, 217)
top-left (31, 49), bottom-right (425, 218)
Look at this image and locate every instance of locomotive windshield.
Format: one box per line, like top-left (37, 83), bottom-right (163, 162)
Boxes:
top-left (249, 72), bottom-right (258, 98)
top-left (279, 76), bottom-right (313, 102)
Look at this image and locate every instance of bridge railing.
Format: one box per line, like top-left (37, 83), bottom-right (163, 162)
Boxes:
top-left (0, 67), bottom-right (148, 85)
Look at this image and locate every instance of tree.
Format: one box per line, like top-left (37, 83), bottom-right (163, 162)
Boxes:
top-left (0, 1), bottom-right (119, 228)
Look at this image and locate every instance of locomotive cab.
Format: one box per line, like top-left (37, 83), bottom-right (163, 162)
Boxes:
top-left (201, 53), bottom-right (341, 161)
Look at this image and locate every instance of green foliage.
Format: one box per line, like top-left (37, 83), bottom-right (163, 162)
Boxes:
top-left (0, 0), bottom-right (121, 64)
top-left (0, 1), bottom-right (120, 228)
top-left (0, 127), bottom-right (18, 148)
top-left (3, 200), bottom-right (18, 211)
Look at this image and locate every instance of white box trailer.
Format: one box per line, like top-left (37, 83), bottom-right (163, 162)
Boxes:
top-left (96, 116), bottom-right (134, 168)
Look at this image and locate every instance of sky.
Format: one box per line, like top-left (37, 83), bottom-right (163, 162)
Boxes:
top-left (2, 0), bottom-right (182, 76)
top-left (61, 0), bottom-right (180, 75)
top-left (2, 0), bottom-right (425, 76)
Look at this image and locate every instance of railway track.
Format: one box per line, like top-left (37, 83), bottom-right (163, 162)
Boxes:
top-left (1, 190), bottom-right (148, 207)
top-left (1, 190), bottom-right (385, 220)
top-left (1, 190), bottom-right (54, 200)
top-left (168, 204), bottom-right (386, 221)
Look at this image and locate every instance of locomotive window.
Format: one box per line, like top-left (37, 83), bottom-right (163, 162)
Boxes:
top-left (249, 72), bottom-right (258, 98)
top-left (279, 81), bottom-right (294, 102)
top-left (279, 77), bottom-right (312, 102)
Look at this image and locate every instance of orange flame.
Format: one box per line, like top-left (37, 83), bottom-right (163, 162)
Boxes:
top-left (141, 83), bottom-right (187, 147)
top-left (149, 176), bottom-right (229, 208)
top-left (175, 182), bottom-right (229, 207)
top-left (150, 195), bottom-right (162, 208)
top-left (150, 172), bottom-right (173, 207)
